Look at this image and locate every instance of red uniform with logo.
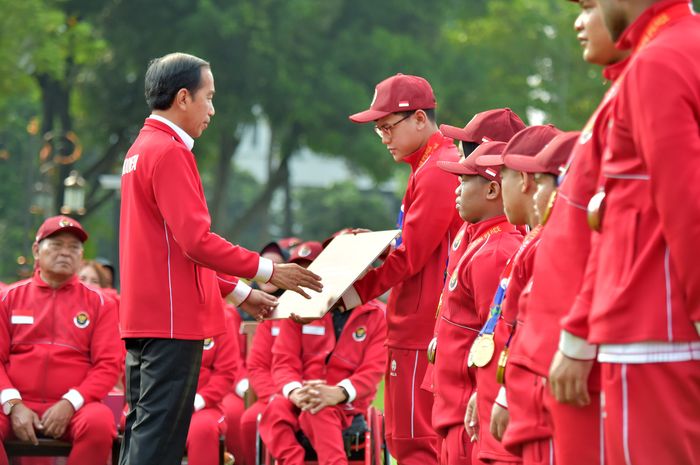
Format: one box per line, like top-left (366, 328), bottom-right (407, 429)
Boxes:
top-left (237, 318), bottom-right (282, 465)
top-left (563, 3), bottom-right (700, 464)
top-left (259, 301), bottom-right (387, 465)
top-left (0, 273), bottom-right (122, 465)
top-left (119, 117), bottom-right (272, 341)
top-left (185, 311), bottom-right (238, 465)
top-left (220, 307), bottom-right (253, 465)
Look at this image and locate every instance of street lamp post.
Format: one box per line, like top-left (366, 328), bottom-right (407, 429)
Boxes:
top-left (61, 170), bottom-right (86, 215)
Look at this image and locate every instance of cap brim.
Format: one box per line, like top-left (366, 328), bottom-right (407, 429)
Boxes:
top-left (475, 154), bottom-right (504, 167)
top-left (349, 109), bottom-right (392, 123)
top-left (503, 154), bottom-right (544, 173)
top-left (40, 227), bottom-right (88, 243)
top-left (440, 125), bottom-right (473, 142)
top-left (436, 160), bottom-right (478, 176)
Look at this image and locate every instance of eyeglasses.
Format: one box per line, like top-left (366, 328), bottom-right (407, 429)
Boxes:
top-left (374, 113), bottom-right (413, 138)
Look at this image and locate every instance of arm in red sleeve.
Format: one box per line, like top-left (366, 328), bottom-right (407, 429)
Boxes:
top-left (631, 53), bottom-right (700, 325)
top-left (198, 318), bottom-right (238, 407)
top-left (337, 308), bottom-right (387, 403)
top-left (151, 147), bottom-right (271, 281)
top-left (352, 165), bottom-right (458, 303)
top-left (271, 320), bottom-right (304, 398)
top-left (246, 321), bottom-right (277, 400)
top-left (74, 297), bottom-right (122, 403)
top-left (0, 299), bottom-right (15, 393)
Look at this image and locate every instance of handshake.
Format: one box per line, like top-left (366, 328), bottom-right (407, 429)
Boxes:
top-left (288, 380), bottom-right (350, 415)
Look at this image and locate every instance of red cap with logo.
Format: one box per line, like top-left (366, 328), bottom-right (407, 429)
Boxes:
top-left (440, 108), bottom-right (526, 144)
top-left (504, 131), bottom-right (580, 175)
top-left (349, 74), bottom-right (436, 123)
top-left (476, 124), bottom-right (561, 168)
top-left (289, 241), bottom-right (323, 264)
top-left (436, 141), bottom-right (507, 182)
top-left (35, 215), bottom-right (88, 243)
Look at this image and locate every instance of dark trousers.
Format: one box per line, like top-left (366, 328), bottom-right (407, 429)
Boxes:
top-left (119, 338), bottom-right (203, 465)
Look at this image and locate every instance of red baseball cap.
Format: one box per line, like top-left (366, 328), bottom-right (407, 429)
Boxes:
top-left (278, 237), bottom-right (302, 250)
top-left (440, 108), bottom-right (526, 144)
top-left (349, 74), bottom-right (436, 123)
top-left (436, 141), bottom-right (507, 182)
top-left (289, 241), bottom-right (323, 264)
top-left (477, 125), bottom-right (561, 168)
top-left (504, 131), bottom-right (581, 175)
top-left (35, 215), bottom-right (88, 243)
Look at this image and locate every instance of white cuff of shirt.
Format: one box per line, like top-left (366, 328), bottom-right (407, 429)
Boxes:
top-left (194, 393), bottom-right (206, 412)
top-left (336, 379), bottom-right (357, 403)
top-left (1, 389), bottom-right (21, 405)
top-left (230, 281), bottom-right (253, 306)
top-left (282, 381), bottom-right (303, 399)
top-left (341, 287), bottom-right (362, 310)
top-left (559, 330), bottom-right (598, 361)
top-left (62, 389), bottom-right (84, 411)
top-left (235, 378), bottom-right (250, 398)
top-left (495, 386), bottom-right (508, 409)
top-left (255, 257), bottom-right (274, 283)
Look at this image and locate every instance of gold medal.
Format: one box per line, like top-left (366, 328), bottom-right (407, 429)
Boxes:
top-left (496, 348), bottom-right (509, 385)
top-left (427, 337), bottom-right (437, 364)
top-left (468, 334), bottom-right (495, 368)
top-left (587, 190), bottom-right (606, 232)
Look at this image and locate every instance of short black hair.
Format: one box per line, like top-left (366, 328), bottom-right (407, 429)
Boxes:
top-left (460, 141), bottom-right (480, 157)
top-left (144, 52), bottom-right (210, 111)
top-left (396, 108), bottom-right (437, 123)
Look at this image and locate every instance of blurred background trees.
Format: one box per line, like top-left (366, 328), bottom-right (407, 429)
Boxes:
top-left (3, 0), bottom-right (695, 282)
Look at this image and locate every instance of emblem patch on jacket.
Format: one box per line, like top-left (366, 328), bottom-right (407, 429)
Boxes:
top-left (448, 270), bottom-right (458, 291)
top-left (352, 326), bottom-right (367, 342)
top-left (73, 312), bottom-right (90, 329)
top-left (11, 309), bottom-right (34, 325)
top-left (203, 338), bottom-right (215, 350)
top-left (390, 359), bottom-right (397, 377)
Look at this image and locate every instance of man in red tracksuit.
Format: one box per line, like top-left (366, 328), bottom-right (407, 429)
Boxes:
top-left (433, 142), bottom-right (522, 465)
top-left (552, 1), bottom-right (700, 464)
top-left (344, 73), bottom-right (463, 465)
top-left (118, 52), bottom-right (322, 465)
top-left (186, 311), bottom-right (239, 465)
top-left (422, 108), bottom-right (526, 397)
top-left (477, 131), bottom-right (580, 465)
top-left (516, 3), bottom-right (628, 465)
top-left (259, 297), bottom-right (387, 465)
top-left (0, 216), bottom-right (122, 465)
top-left (463, 126), bottom-right (559, 465)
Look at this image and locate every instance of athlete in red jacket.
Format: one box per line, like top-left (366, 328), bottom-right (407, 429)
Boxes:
top-left (259, 299), bottom-right (387, 465)
top-left (0, 216), bottom-right (122, 465)
top-left (344, 73), bottom-right (462, 465)
top-left (422, 108), bottom-right (526, 398)
top-left (432, 142), bottom-right (523, 465)
top-left (186, 311), bottom-right (239, 465)
top-left (118, 53), bottom-right (322, 465)
top-left (552, 2), bottom-right (700, 464)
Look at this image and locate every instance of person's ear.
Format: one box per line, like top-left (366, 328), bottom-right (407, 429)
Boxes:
top-left (175, 88), bottom-right (189, 110)
top-left (32, 242), bottom-right (40, 261)
top-left (413, 110), bottom-right (427, 130)
top-left (486, 181), bottom-right (501, 200)
top-left (521, 172), bottom-right (535, 194)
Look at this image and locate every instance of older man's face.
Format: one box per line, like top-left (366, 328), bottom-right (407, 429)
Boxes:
top-left (33, 231), bottom-right (83, 280)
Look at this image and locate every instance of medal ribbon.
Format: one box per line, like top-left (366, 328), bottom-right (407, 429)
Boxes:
top-left (475, 225), bottom-right (542, 339)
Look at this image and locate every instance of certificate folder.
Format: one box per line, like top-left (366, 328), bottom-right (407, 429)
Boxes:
top-left (269, 229), bottom-right (400, 320)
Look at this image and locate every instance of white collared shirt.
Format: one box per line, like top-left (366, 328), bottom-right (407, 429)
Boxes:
top-left (149, 114), bottom-right (195, 151)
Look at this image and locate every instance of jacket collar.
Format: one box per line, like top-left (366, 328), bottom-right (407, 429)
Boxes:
top-left (617, 0), bottom-right (692, 50)
top-left (466, 215), bottom-right (511, 242)
top-left (32, 268), bottom-right (79, 290)
top-left (146, 115), bottom-right (194, 151)
top-left (603, 55), bottom-right (631, 82)
top-left (403, 131), bottom-right (447, 171)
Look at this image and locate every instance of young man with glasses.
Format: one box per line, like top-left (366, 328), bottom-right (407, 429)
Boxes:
top-left (343, 74), bottom-right (463, 465)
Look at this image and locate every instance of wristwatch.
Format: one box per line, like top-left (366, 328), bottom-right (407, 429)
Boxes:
top-left (3, 399), bottom-right (21, 416)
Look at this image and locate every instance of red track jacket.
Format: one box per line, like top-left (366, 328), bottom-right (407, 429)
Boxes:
top-left (271, 301), bottom-right (387, 415)
top-left (196, 312), bottom-right (239, 410)
top-left (0, 272), bottom-right (121, 407)
top-left (347, 132), bottom-right (462, 349)
top-left (433, 216), bottom-right (521, 435)
top-left (586, 1), bottom-right (700, 349)
top-left (247, 319), bottom-right (282, 403)
top-left (513, 59), bottom-right (627, 375)
top-left (119, 118), bottom-right (270, 340)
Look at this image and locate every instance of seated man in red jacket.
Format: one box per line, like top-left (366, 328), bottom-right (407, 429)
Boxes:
top-left (185, 310), bottom-right (239, 465)
top-left (259, 241), bottom-right (387, 465)
top-left (0, 216), bottom-right (122, 465)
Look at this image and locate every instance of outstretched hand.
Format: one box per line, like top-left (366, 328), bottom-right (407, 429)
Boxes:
top-left (269, 263), bottom-right (323, 299)
top-left (240, 289), bottom-right (278, 321)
